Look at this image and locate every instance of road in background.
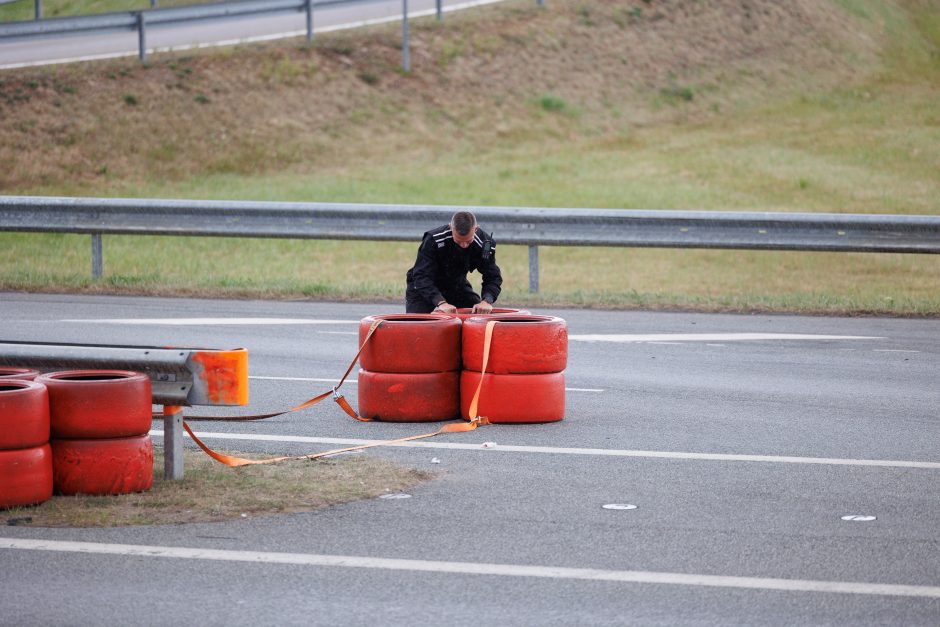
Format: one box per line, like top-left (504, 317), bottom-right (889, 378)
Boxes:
top-left (0, 0), bottom-right (504, 69)
top-left (1, 293), bottom-right (938, 625)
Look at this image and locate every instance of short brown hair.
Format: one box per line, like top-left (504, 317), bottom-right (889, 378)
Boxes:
top-left (450, 211), bottom-right (477, 236)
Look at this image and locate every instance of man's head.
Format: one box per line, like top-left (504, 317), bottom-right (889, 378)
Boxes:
top-left (450, 211), bottom-right (477, 248)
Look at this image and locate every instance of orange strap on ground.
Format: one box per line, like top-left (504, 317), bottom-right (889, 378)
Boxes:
top-left (176, 320), bottom-right (383, 422)
top-left (185, 320), bottom-right (499, 468)
top-left (182, 416), bottom-right (491, 468)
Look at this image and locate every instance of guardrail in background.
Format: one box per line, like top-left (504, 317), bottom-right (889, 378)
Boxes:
top-left (0, 340), bottom-right (249, 479)
top-left (2, 195), bottom-right (939, 293)
top-left (0, 0), bottom-right (543, 68)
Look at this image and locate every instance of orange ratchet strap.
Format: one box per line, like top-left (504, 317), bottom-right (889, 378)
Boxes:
top-left (177, 320), bottom-right (383, 422)
top-left (185, 320), bottom-right (499, 468)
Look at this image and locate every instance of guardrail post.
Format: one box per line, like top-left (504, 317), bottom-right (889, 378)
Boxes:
top-left (33, 0), bottom-right (41, 20)
top-left (162, 405), bottom-right (184, 480)
top-left (402, 0), bottom-right (410, 72)
top-left (436, 0), bottom-right (442, 21)
top-left (151, 0), bottom-right (158, 7)
top-left (137, 12), bottom-right (147, 64)
top-left (305, 0), bottom-right (314, 42)
top-left (91, 232), bottom-right (103, 279)
top-left (528, 244), bottom-right (539, 293)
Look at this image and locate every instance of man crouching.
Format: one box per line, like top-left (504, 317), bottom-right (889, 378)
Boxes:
top-left (405, 211), bottom-right (502, 314)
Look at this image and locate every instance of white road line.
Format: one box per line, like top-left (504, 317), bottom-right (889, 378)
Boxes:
top-left (569, 333), bottom-right (883, 343)
top-left (62, 318), bottom-right (357, 325)
top-left (873, 349), bottom-right (921, 354)
top-left (150, 430), bottom-right (940, 470)
top-left (2, 538), bottom-right (938, 598)
top-left (247, 376), bottom-right (604, 393)
top-left (250, 376), bottom-right (357, 383)
top-left (0, 0), bottom-right (510, 70)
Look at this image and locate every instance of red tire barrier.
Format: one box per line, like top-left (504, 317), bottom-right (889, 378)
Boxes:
top-left (0, 367), bottom-right (40, 381)
top-left (35, 370), bottom-right (152, 439)
top-left (0, 380), bottom-right (50, 450)
top-left (359, 314), bottom-right (461, 374)
top-left (0, 444), bottom-right (53, 509)
top-left (358, 369), bottom-right (459, 422)
top-left (462, 315), bottom-right (568, 374)
top-left (461, 371), bottom-right (565, 423)
top-left (455, 308), bottom-right (530, 320)
top-left (51, 435), bottom-right (154, 496)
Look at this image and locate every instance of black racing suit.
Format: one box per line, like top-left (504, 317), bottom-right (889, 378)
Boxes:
top-left (405, 224), bottom-right (503, 313)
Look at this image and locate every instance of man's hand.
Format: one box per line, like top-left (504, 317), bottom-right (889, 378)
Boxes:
top-left (471, 300), bottom-right (493, 314)
top-left (434, 302), bottom-right (457, 314)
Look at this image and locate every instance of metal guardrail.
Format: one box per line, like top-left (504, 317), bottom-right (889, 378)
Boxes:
top-left (0, 0), bottom-right (469, 66)
top-left (0, 0), bottom-right (331, 37)
top-left (1, 195), bottom-right (939, 292)
top-left (0, 340), bottom-right (249, 479)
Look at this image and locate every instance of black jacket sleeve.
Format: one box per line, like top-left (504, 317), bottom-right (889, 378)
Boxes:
top-left (410, 234), bottom-right (445, 306)
top-left (478, 234), bottom-right (502, 304)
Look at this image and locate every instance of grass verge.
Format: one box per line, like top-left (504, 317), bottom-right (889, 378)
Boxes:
top-left (2, 233), bottom-right (938, 316)
top-left (2, 448), bottom-right (431, 527)
top-left (1, 0), bottom-right (938, 315)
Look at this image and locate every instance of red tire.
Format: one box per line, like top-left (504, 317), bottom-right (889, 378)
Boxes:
top-left (35, 370), bottom-right (152, 439)
top-left (51, 435), bottom-right (153, 496)
top-left (359, 314), bottom-right (461, 374)
top-left (358, 369), bottom-right (459, 422)
top-left (461, 370), bottom-right (565, 423)
top-left (455, 308), bottom-right (530, 320)
top-left (462, 315), bottom-right (568, 374)
top-left (0, 444), bottom-right (53, 509)
top-left (0, 367), bottom-right (40, 381)
top-left (0, 380), bottom-right (50, 450)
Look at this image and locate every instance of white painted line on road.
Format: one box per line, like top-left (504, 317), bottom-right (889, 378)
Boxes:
top-left (570, 333), bottom-right (883, 343)
top-left (317, 331), bottom-right (359, 335)
top-left (250, 376), bottom-right (357, 383)
top-left (248, 376), bottom-right (604, 393)
top-left (3, 538), bottom-right (939, 599)
top-left (873, 349), bottom-right (920, 354)
top-left (62, 318), bottom-right (357, 325)
top-left (150, 430), bottom-right (940, 470)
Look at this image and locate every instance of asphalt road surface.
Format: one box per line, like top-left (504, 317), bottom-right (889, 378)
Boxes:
top-left (1, 293), bottom-right (939, 625)
top-left (0, 0), bottom-right (504, 69)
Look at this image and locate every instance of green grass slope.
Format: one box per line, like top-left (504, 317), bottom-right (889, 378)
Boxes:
top-left (1, 0), bottom-right (938, 314)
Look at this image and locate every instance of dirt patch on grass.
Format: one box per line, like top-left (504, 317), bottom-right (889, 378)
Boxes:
top-left (0, 0), bottom-right (881, 193)
top-left (2, 449), bottom-right (432, 527)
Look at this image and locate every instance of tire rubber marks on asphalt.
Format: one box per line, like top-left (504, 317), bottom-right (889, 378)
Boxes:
top-left (2, 538), bottom-right (938, 599)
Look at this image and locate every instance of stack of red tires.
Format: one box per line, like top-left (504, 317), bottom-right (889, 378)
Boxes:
top-left (358, 314), bottom-right (462, 422)
top-left (460, 314), bottom-right (568, 423)
top-left (0, 378), bottom-right (53, 509)
top-left (36, 370), bottom-right (154, 496)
